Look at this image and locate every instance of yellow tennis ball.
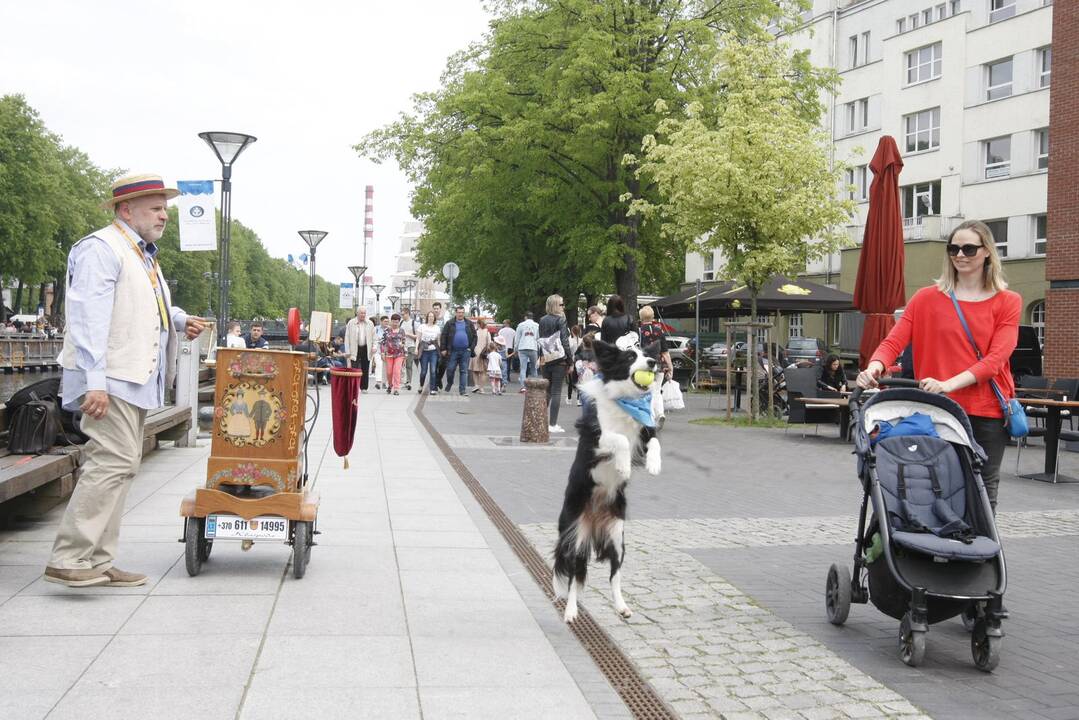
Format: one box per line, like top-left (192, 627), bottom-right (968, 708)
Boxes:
top-left (633, 370), bottom-right (655, 387)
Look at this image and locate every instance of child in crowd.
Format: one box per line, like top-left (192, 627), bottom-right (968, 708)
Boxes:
top-left (487, 338), bottom-right (505, 395)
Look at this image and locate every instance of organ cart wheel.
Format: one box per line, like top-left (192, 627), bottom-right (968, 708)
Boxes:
top-left (185, 517), bottom-right (209, 576)
top-left (971, 619), bottom-right (1001, 672)
top-left (292, 520), bottom-right (313, 579)
top-left (899, 612), bottom-right (926, 667)
top-left (825, 563), bottom-right (852, 625)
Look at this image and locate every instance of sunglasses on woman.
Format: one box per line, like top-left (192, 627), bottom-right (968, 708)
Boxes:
top-left (947, 243), bottom-right (982, 257)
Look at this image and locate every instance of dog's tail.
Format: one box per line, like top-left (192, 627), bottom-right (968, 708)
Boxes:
top-left (552, 529), bottom-right (577, 600)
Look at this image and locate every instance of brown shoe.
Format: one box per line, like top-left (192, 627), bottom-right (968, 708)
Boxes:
top-left (102, 567), bottom-right (148, 587)
top-left (43, 567), bottom-right (110, 588)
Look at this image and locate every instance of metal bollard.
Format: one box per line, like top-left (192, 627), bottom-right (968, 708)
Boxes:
top-left (520, 376), bottom-right (551, 443)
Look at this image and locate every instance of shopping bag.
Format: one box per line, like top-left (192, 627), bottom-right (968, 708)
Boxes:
top-left (662, 380), bottom-right (685, 411)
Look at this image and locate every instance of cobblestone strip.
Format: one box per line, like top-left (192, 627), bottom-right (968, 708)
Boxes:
top-left (520, 509), bottom-right (1079, 719)
top-left (522, 521), bottom-right (932, 720)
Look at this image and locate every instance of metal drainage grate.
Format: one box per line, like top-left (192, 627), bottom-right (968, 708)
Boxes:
top-left (415, 395), bottom-right (676, 720)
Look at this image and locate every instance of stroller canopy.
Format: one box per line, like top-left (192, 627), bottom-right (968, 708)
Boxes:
top-left (857, 388), bottom-right (987, 462)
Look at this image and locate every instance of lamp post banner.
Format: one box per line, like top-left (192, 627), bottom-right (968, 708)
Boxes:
top-left (339, 282), bottom-right (355, 309)
top-left (177, 180), bottom-right (216, 251)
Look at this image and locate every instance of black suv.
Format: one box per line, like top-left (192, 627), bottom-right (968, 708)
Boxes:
top-left (1010, 325), bottom-right (1042, 380)
top-left (785, 337), bottom-right (828, 365)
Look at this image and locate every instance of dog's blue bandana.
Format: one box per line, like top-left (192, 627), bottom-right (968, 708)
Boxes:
top-left (615, 394), bottom-right (655, 427)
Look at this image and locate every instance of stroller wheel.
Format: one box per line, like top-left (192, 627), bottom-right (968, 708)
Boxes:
top-left (825, 564), bottom-right (851, 625)
top-left (899, 612), bottom-right (926, 667)
top-left (961, 603), bottom-right (978, 632)
top-left (971, 619), bottom-right (1002, 672)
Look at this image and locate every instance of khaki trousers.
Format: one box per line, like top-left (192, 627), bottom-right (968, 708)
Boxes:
top-left (49, 396), bottom-right (146, 571)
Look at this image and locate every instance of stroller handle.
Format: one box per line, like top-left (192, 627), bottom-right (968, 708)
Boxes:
top-left (850, 376), bottom-right (920, 406)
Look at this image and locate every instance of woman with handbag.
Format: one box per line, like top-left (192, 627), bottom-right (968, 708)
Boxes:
top-left (856, 220), bottom-right (1022, 512)
top-left (538, 294), bottom-right (572, 433)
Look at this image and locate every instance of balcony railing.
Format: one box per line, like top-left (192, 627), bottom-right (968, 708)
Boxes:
top-left (847, 215), bottom-right (965, 244)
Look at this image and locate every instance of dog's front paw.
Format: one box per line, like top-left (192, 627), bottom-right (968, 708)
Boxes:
top-left (563, 603), bottom-right (579, 623)
top-left (645, 438), bottom-right (661, 476)
top-left (616, 605), bottom-right (633, 619)
top-left (614, 454), bottom-right (632, 479)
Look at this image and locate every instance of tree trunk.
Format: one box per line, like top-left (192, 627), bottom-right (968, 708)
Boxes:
top-left (37, 283), bottom-right (47, 316)
top-left (749, 292), bottom-right (759, 421)
top-left (610, 157), bottom-right (640, 319)
top-left (52, 274), bottom-right (66, 326)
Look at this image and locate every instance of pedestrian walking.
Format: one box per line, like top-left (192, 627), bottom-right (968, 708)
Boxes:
top-left (584, 305), bottom-right (603, 337)
top-left (600, 294), bottom-right (635, 346)
top-left (857, 220), bottom-right (1021, 512)
top-left (488, 337), bottom-right (505, 395)
top-left (538, 294), bottom-right (572, 433)
top-left (417, 311), bottom-right (441, 394)
top-left (380, 313), bottom-right (407, 395)
top-left (638, 305), bottom-right (673, 427)
top-left (372, 316), bottom-right (390, 390)
top-left (47, 173), bottom-right (207, 588)
top-left (565, 324), bottom-right (582, 404)
top-left (400, 307), bottom-right (417, 391)
top-left (470, 318), bottom-right (492, 393)
top-left (497, 318), bottom-right (516, 383)
top-left (344, 307), bottom-right (377, 391)
top-left (440, 306), bottom-right (477, 395)
top-left (514, 311), bottom-right (540, 393)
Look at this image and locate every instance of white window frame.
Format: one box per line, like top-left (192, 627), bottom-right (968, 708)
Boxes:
top-left (903, 107), bottom-right (941, 153)
top-left (985, 219), bottom-right (1009, 258)
top-left (1037, 128), bottom-right (1049, 170)
top-left (702, 252), bottom-right (716, 281)
top-left (1039, 47), bottom-right (1052, 88)
top-left (902, 181), bottom-right (941, 225)
top-left (846, 98), bottom-right (869, 134)
top-left (897, 17), bottom-right (906, 33)
top-left (936, 3), bottom-right (947, 20)
top-left (984, 136), bottom-right (1011, 179)
top-left (922, 8), bottom-right (933, 25)
top-left (849, 35), bottom-right (859, 69)
top-left (910, 13), bottom-right (920, 29)
top-left (906, 43), bottom-right (942, 85)
top-left (989, 0), bottom-right (1016, 23)
top-left (846, 164), bottom-right (869, 202)
top-left (1031, 300), bottom-right (1045, 347)
top-left (986, 58), bottom-right (1013, 101)
top-left (788, 313), bottom-right (804, 339)
top-left (861, 31), bottom-right (871, 64)
top-left (1034, 215), bottom-right (1047, 256)
top-left (951, 0), bottom-right (962, 14)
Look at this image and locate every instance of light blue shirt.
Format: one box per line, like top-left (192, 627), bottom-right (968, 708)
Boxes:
top-left (514, 319), bottom-right (539, 352)
top-left (60, 220), bottom-right (187, 412)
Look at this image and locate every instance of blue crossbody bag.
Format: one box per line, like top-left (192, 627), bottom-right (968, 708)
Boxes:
top-left (949, 292), bottom-right (1029, 438)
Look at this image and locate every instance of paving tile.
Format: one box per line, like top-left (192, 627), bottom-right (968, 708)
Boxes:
top-left (419, 686), bottom-right (596, 719)
top-left (240, 686), bottom-right (421, 720)
top-left (151, 547), bottom-right (290, 595)
top-left (399, 569), bottom-right (520, 602)
top-left (412, 635), bottom-right (575, 687)
top-left (394, 547), bottom-right (503, 573)
top-left (404, 597), bottom-right (549, 640)
top-left (251, 635), bottom-right (415, 688)
top-left (0, 595), bottom-right (142, 636)
top-left (120, 595), bottom-right (276, 635)
top-left (392, 530), bottom-right (488, 548)
top-left (75, 634), bottom-right (260, 688)
top-left (49, 685), bottom-right (243, 720)
top-left (268, 588), bottom-right (407, 636)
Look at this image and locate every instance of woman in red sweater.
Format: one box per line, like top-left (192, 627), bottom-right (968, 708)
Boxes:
top-left (857, 220), bottom-right (1021, 511)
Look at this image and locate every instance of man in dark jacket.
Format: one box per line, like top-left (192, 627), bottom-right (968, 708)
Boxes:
top-left (440, 306), bottom-right (477, 395)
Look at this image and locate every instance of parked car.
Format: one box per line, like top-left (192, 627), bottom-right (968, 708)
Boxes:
top-left (701, 342), bottom-right (731, 365)
top-left (784, 337), bottom-right (828, 365)
top-left (1010, 325), bottom-right (1042, 381)
top-left (667, 336), bottom-right (692, 368)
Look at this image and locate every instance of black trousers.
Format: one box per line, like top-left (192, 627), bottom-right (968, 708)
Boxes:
top-left (350, 345), bottom-right (370, 390)
top-left (542, 363), bottom-right (567, 426)
top-left (969, 415), bottom-right (1007, 513)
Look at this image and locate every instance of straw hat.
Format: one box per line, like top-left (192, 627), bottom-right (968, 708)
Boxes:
top-left (103, 173), bottom-right (180, 208)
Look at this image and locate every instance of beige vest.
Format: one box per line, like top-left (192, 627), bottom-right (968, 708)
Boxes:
top-left (60, 223), bottom-right (178, 388)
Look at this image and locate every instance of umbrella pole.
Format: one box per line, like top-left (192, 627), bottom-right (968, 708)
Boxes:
top-left (725, 325), bottom-right (733, 420)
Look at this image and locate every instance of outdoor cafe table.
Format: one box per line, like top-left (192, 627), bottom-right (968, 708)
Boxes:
top-left (792, 394), bottom-right (852, 440)
top-left (1017, 397), bottom-right (1079, 484)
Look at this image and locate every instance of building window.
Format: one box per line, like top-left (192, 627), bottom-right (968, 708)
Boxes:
top-left (936, 3), bottom-right (947, 20)
top-left (922, 8), bottom-right (933, 24)
top-left (788, 313), bottom-right (804, 339)
top-left (702, 252), bottom-right (715, 281)
top-left (1039, 47), bottom-right (1052, 87)
top-left (1037, 128), bottom-right (1049, 170)
top-left (1034, 214), bottom-right (1047, 256)
top-left (989, 0), bottom-right (1016, 23)
top-left (986, 58), bottom-right (1013, 100)
top-left (901, 181), bottom-right (941, 225)
top-left (903, 107), bottom-right (941, 152)
top-left (906, 43), bottom-right (942, 85)
top-left (1031, 301), bottom-right (1045, 347)
top-left (849, 36), bottom-right (859, 69)
top-left (897, 18), bottom-right (906, 32)
top-left (862, 31), bottom-right (871, 63)
top-left (984, 136), bottom-right (1011, 179)
top-left (985, 219), bottom-right (1009, 258)
top-left (951, 0), bottom-right (962, 13)
top-left (846, 98), bottom-right (869, 133)
top-left (846, 164), bottom-right (869, 201)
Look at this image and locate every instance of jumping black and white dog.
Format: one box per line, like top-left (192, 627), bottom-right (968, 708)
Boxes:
top-left (553, 339), bottom-right (662, 622)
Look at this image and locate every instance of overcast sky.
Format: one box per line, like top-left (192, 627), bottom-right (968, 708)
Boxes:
top-left (0, 0), bottom-right (491, 295)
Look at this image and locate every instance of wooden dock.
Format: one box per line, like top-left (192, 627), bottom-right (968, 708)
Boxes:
top-left (0, 336), bottom-right (64, 372)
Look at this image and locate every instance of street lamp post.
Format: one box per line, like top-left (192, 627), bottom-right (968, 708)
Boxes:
top-left (298, 230), bottom-right (329, 316)
top-left (388, 295), bottom-right (399, 311)
top-left (347, 265), bottom-right (367, 312)
top-left (694, 277), bottom-right (702, 390)
top-left (202, 271), bottom-right (217, 318)
top-left (199, 131), bottom-right (257, 347)
top-left (370, 284), bottom-right (385, 316)
top-left (404, 279), bottom-right (417, 313)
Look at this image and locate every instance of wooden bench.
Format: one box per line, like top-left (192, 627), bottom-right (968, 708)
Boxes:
top-left (0, 403), bottom-right (193, 514)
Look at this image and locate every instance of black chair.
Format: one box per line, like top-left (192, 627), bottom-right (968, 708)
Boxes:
top-left (1016, 378), bottom-right (1078, 474)
top-left (785, 366), bottom-right (841, 436)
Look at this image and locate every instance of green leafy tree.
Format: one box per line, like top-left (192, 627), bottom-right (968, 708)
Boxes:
top-left (359, 0), bottom-right (807, 319)
top-left (629, 32), bottom-right (854, 419)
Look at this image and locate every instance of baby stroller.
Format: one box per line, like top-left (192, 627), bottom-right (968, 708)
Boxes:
top-left (825, 378), bottom-right (1006, 671)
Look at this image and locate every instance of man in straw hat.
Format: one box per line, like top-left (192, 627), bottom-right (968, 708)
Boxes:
top-left (45, 173), bottom-right (207, 588)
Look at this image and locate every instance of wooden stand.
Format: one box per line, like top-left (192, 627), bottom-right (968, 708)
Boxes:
top-left (180, 348), bottom-right (321, 579)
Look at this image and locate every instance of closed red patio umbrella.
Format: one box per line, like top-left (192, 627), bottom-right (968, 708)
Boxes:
top-left (853, 136), bottom-right (906, 369)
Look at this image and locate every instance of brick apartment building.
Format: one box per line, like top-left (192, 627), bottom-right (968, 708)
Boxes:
top-left (1046, 1), bottom-right (1078, 377)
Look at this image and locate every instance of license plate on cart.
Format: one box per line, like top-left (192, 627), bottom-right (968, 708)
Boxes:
top-left (205, 515), bottom-right (288, 541)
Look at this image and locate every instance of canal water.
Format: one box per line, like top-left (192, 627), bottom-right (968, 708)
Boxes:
top-left (0, 370), bottom-right (62, 403)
